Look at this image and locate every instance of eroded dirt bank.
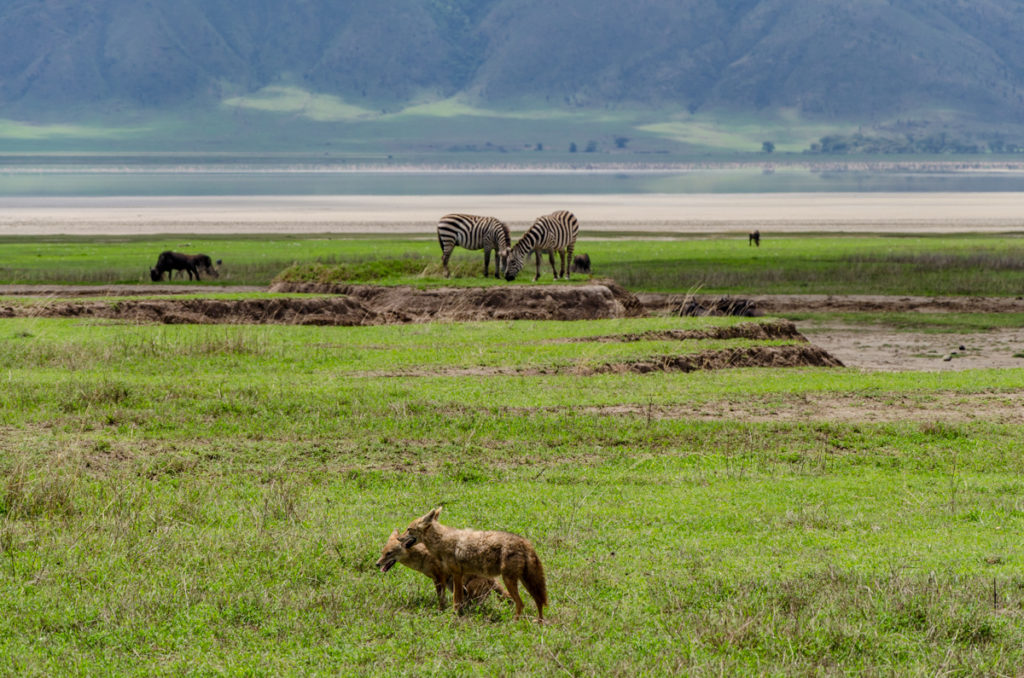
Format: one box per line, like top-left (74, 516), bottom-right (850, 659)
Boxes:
top-left (638, 293), bottom-right (1024, 315)
top-left (592, 344), bottom-right (843, 373)
top-left (267, 280), bottom-right (646, 321)
top-left (0, 296), bottom-right (388, 326)
top-left (0, 282), bottom-right (646, 325)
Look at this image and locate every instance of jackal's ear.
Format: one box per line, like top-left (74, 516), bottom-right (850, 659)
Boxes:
top-left (390, 528), bottom-right (399, 538)
top-left (427, 506), bottom-right (442, 522)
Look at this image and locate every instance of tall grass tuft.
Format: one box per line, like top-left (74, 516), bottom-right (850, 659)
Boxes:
top-left (0, 455), bottom-right (79, 520)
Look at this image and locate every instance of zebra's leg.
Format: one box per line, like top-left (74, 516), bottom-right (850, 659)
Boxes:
top-left (564, 245), bottom-right (574, 280)
top-left (441, 245), bottom-right (454, 278)
top-left (533, 250), bottom-right (542, 281)
top-left (559, 250), bottom-right (568, 280)
top-left (547, 251), bottom-right (558, 280)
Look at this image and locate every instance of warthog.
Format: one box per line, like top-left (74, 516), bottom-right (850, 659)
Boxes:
top-left (150, 251), bottom-right (220, 282)
top-left (571, 253), bottom-right (591, 274)
top-left (749, 230), bottom-right (761, 247)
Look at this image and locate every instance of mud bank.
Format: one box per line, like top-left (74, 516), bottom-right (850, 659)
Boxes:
top-left (594, 344), bottom-right (844, 374)
top-left (559, 320), bottom-right (803, 343)
top-left (0, 296), bottom-right (388, 325)
top-left (0, 282), bottom-right (646, 325)
top-left (266, 281), bottom-right (646, 322)
top-left (639, 293), bottom-right (1024, 315)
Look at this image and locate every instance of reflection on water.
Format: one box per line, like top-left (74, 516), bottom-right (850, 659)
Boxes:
top-left (3, 167), bottom-right (1024, 196)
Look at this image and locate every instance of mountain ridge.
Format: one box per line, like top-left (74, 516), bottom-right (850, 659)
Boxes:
top-left (3, 1), bottom-right (1024, 143)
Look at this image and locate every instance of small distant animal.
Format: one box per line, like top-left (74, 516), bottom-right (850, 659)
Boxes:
top-left (375, 529), bottom-right (510, 610)
top-left (401, 506), bottom-right (548, 620)
top-left (505, 210), bottom-right (579, 282)
top-left (436, 214), bottom-right (512, 279)
top-left (749, 230), bottom-right (761, 247)
top-left (150, 251), bottom-right (220, 282)
top-left (571, 253), bottom-right (591, 274)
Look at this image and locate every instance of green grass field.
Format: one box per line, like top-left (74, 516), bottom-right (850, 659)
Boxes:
top-left (2, 313), bottom-right (1024, 675)
top-left (5, 233), bottom-right (1024, 295)
top-left (3, 230), bottom-right (1024, 674)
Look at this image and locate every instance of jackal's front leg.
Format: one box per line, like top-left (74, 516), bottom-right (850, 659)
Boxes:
top-left (452, 572), bottom-right (465, 614)
top-left (434, 576), bottom-right (447, 610)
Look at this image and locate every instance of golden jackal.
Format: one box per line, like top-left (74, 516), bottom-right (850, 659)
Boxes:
top-left (401, 506), bottom-right (548, 620)
top-left (375, 529), bottom-right (508, 610)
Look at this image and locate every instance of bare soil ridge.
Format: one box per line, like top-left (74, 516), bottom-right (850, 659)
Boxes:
top-left (593, 344), bottom-right (843, 374)
top-left (0, 296), bottom-right (387, 326)
top-left (266, 280), bottom-right (646, 322)
top-left (0, 282), bottom-right (646, 325)
top-left (558, 320), bottom-right (804, 343)
top-left (639, 293), bottom-right (1024, 315)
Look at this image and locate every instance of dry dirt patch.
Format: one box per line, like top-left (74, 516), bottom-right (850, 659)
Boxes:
top-left (583, 392), bottom-right (1024, 424)
top-left (801, 325), bottom-right (1024, 372)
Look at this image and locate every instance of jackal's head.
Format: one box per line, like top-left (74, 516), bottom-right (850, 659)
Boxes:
top-left (375, 529), bottom-right (405, 573)
top-left (400, 506), bottom-right (442, 548)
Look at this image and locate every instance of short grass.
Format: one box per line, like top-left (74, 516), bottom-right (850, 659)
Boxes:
top-left (2, 316), bottom-right (1024, 674)
top-left (6, 233), bottom-right (1024, 296)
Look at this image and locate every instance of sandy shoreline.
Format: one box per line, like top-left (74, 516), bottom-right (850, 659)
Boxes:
top-left (2, 193), bottom-right (1024, 235)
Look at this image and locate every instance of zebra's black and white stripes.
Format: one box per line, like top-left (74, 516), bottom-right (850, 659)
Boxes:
top-left (436, 213), bottom-right (511, 279)
top-left (504, 210), bottom-right (579, 281)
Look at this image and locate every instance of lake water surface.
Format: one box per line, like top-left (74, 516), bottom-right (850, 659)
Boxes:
top-left (4, 165), bottom-right (1024, 196)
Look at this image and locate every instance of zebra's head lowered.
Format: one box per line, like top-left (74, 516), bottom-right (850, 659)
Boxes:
top-left (504, 244), bottom-right (529, 281)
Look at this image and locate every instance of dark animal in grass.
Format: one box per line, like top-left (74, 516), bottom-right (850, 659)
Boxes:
top-left (571, 253), bottom-right (591, 274)
top-left (749, 230), bottom-right (761, 247)
top-left (150, 251), bottom-right (220, 282)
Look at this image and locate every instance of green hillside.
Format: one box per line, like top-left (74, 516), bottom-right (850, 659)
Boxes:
top-left (3, 0), bottom-right (1024, 153)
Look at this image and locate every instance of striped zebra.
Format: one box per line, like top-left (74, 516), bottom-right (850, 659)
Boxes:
top-left (504, 210), bottom-right (579, 281)
top-left (436, 214), bottom-right (511, 279)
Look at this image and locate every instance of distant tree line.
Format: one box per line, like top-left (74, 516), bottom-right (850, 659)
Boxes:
top-left (805, 133), bottom-right (1024, 155)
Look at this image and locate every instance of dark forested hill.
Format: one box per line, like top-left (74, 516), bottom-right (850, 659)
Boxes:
top-left (4, 0), bottom-right (1024, 127)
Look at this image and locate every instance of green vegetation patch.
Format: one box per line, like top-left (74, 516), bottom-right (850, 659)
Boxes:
top-left (275, 259), bottom-right (429, 283)
top-left (1, 315), bottom-right (1024, 673)
top-left (6, 233), bottom-right (1024, 295)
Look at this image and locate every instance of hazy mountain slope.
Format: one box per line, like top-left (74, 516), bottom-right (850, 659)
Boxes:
top-left (3, 0), bottom-right (1024, 125)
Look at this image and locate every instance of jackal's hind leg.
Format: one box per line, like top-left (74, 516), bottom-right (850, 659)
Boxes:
top-left (502, 574), bottom-right (525, 618)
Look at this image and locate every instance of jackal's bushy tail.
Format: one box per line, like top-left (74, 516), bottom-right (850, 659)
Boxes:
top-left (523, 551), bottom-right (548, 608)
